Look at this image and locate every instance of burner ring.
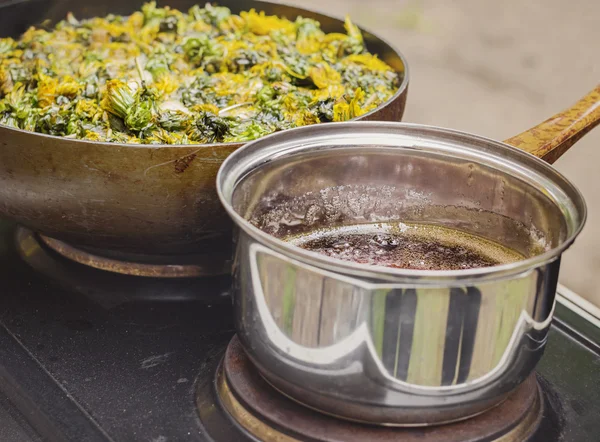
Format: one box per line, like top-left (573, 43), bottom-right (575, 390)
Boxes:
top-left (14, 227), bottom-right (233, 307)
top-left (38, 233), bottom-right (228, 278)
top-left (217, 336), bottom-right (543, 442)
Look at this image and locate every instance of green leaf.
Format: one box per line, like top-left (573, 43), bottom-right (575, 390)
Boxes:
top-left (187, 112), bottom-right (230, 143)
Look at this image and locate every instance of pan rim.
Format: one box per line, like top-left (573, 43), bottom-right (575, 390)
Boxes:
top-left (0, 0), bottom-right (410, 149)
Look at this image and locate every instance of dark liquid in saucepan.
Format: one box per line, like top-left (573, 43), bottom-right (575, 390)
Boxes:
top-left (287, 223), bottom-right (523, 271)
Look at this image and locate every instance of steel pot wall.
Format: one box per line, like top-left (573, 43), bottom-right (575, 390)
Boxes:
top-left (218, 122), bottom-right (587, 425)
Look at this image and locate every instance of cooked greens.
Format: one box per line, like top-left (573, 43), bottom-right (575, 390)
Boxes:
top-left (0, 2), bottom-right (400, 144)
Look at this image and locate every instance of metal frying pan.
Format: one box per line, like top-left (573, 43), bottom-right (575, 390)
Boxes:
top-left (0, 0), bottom-right (409, 276)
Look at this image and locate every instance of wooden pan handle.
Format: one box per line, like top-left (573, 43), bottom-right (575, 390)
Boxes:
top-left (503, 85), bottom-right (600, 164)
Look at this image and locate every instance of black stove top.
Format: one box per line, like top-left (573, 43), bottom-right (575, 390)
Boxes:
top-left (1, 220), bottom-right (599, 442)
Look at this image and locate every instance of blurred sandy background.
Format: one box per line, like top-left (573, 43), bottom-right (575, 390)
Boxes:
top-left (280, 0), bottom-right (600, 305)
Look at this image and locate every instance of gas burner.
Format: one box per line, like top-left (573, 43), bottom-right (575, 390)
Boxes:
top-left (211, 336), bottom-right (544, 442)
top-left (14, 226), bottom-right (231, 308)
top-left (19, 227), bottom-right (231, 278)
top-left (38, 234), bottom-right (220, 278)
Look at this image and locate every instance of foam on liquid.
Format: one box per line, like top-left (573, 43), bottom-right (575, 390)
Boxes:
top-left (287, 222), bottom-right (523, 271)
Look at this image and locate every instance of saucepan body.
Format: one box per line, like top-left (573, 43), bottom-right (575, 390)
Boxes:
top-left (217, 122), bottom-right (586, 425)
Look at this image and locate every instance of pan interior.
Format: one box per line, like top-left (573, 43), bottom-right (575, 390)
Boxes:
top-left (227, 124), bottom-right (585, 272)
top-left (0, 0), bottom-right (407, 145)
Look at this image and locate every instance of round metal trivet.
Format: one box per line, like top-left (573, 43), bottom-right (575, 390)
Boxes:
top-left (15, 226), bottom-right (232, 308)
top-left (38, 233), bottom-right (229, 278)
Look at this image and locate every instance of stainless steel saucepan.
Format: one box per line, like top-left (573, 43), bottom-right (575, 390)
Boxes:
top-left (217, 85), bottom-right (600, 425)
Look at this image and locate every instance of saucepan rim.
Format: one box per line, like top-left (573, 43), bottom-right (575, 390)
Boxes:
top-left (216, 121), bottom-right (587, 285)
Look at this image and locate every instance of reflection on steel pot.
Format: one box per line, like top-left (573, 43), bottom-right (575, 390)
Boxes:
top-left (217, 85), bottom-right (600, 425)
top-left (0, 0), bottom-right (408, 277)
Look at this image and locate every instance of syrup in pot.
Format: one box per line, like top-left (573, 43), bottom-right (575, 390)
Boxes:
top-left (287, 222), bottom-right (523, 271)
